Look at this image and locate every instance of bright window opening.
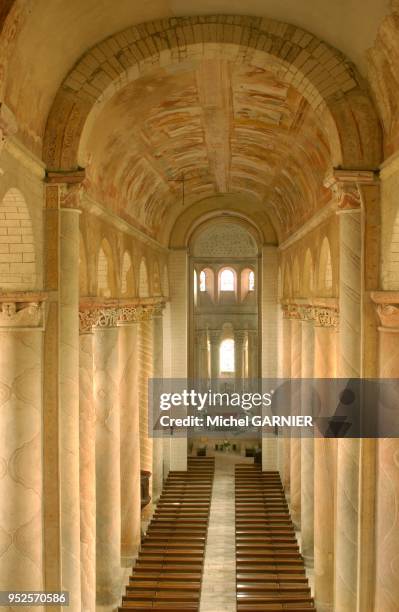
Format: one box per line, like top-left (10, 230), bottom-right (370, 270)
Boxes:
top-left (325, 259), bottom-right (333, 289)
top-left (249, 270), bottom-right (255, 291)
top-left (220, 339), bottom-right (235, 372)
top-left (199, 270), bottom-right (206, 292)
top-left (220, 269), bottom-right (235, 291)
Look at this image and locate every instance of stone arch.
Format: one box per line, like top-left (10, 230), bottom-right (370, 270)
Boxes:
top-left (121, 250), bottom-right (134, 296)
top-left (97, 238), bottom-right (115, 297)
top-left (303, 249), bottom-right (314, 296)
top-left (318, 237), bottom-right (333, 292)
top-left (43, 15), bottom-right (381, 174)
top-left (138, 257), bottom-right (150, 298)
top-left (0, 187), bottom-right (36, 290)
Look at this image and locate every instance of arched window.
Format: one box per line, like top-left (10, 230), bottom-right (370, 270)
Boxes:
top-left (199, 270), bottom-right (206, 292)
top-left (319, 237), bottom-right (333, 291)
top-left (139, 258), bottom-right (149, 297)
top-left (220, 339), bottom-right (235, 373)
top-left (0, 188), bottom-right (36, 290)
top-left (220, 269), bottom-right (235, 291)
top-left (121, 251), bottom-right (134, 296)
top-left (97, 240), bottom-right (112, 298)
top-left (249, 271), bottom-right (255, 291)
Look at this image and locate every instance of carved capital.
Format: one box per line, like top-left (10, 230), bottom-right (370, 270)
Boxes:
top-left (60, 182), bottom-right (85, 211)
top-left (46, 170), bottom-right (86, 210)
top-left (324, 169), bottom-right (377, 211)
top-left (138, 305), bottom-right (156, 322)
top-left (371, 291), bottom-right (399, 329)
top-left (208, 330), bottom-right (221, 345)
top-left (118, 305), bottom-right (141, 325)
top-left (282, 300), bottom-right (339, 327)
top-left (282, 303), bottom-right (300, 320)
top-left (0, 301), bottom-right (44, 329)
top-left (313, 306), bottom-right (339, 328)
top-left (234, 330), bottom-right (247, 344)
top-left (79, 307), bottom-right (119, 332)
top-left (152, 303), bottom-right (165, 318)
top-left (79, 298), bottom-right (166, 332)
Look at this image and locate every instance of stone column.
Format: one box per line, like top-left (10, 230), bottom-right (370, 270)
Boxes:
top-left (234, 330), bottom-right (246, 388)
top-left (79, 330), bottom-right (96, 612)
top-left (43, 174), bottom-right (85, 607)
top-left (282, 313), bottom-right (292, 495)
top-left (118, 309), bottom-right (141, 568)
top-left (169, 249), bottom-right (188, 470)
top-left (138, 310), bottom-right (154, 476)
top-left (247, 330), bottom-right (258, 379)
top-left (195, 330), bottom-right (208, 381)
top-left (333, 177), bottom-right (363, 612)
top-left (313, 310), bottom-right (337, 612)
top-left (59, 205), bottom-right (82, 609)
top-left (93, 313), bottom-right (121, 608)
top-left (372, 292), bottom-right (399, 612)
top-left (209, 330), bottom-right (221, 380)
top-left (194, 331), bottom-right (200, 379)
top-left (290, 317), bottom-right (302, 529)
top-left (300, 314), bottom-right (315, 567)
top-left (0, 301), bottom-right (45, 605)
top-left (277, 305), bottom-right (285, 481)
top-left (262, 246), bottom-right (278, 472)
top-left (152, 305), bottom-right (164, 503)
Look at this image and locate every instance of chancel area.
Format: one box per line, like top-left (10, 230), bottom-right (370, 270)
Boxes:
top-left (1, 2), bottom-right (399, 611)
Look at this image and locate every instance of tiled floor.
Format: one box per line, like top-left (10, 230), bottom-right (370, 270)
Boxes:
top-left (200, 453), bottom-right (252, 612)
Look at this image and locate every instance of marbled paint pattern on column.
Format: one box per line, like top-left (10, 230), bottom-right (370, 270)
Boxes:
top-left (59, 208), bottom-right (81, 610)
top-left (375, 436), bottom-right (399, 612)
top-left (300, 320), bottom-right (314, 566)
top-left (0, 331), bottom-right (44, 612)
top-left (119, 323), bottom-right (141, 568)
top-left (282, 317), bottom-right (291, 495)
top-left (290, 319), bottom-right (301, 529)
top-left (79, 332), bottom-right (96, 612)
top-left (335, 209), bottom-right (362, 612)
top-left (314, 325), bottom-right (336, 612)
top-left (375, 317), bottom-right (399, 612)
top-left (152, 313), bottom-right (164, 503)
top-left (139, 318), bottom-right (154, 519)
top-left (94, 327), bottom-right (121, 607)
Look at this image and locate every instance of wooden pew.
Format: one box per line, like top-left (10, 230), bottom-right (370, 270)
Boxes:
top-left (235, 464), bottom-right (315, 612)
top-left (119, 457), bottom-right (214, 612)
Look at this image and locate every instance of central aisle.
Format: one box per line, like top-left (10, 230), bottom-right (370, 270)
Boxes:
top-left (200, 453), bottom-right (252, 612)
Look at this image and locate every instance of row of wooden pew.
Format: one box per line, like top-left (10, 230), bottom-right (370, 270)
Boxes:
top-left (235, 464), bottom-right (315, 612)
top-left (119, 456), bottom-right (215, 611)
